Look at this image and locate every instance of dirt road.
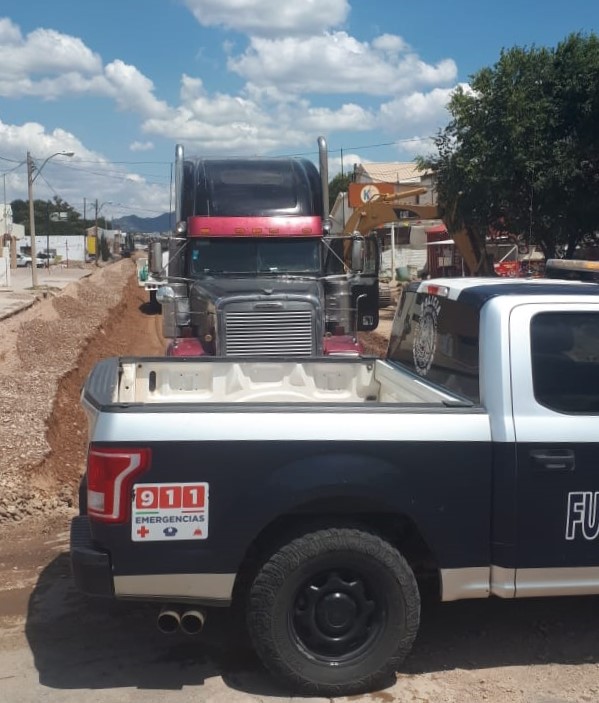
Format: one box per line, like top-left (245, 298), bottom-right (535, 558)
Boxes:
top-left (0, 269), bottom-right (598, 703)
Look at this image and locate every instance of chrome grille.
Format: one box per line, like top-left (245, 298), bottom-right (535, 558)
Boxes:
top-left (224, 310), bottom-right (314, 356)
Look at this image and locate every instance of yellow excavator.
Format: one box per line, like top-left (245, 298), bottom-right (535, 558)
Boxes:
top-left (343, 188), bottom-right (494, 276)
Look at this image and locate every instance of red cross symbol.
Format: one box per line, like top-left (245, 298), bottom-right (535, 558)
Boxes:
top-left (137, 525), bottom-right (150, 538)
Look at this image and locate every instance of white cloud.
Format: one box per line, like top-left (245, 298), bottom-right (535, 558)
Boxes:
top-left (328, 152), bottom-right (363, 177)
top-left (378, 87), bottom-right (453, 128)
top-left (371, 34), bottom-right (409, 55)
top-left (143, 111), bottom-right (304, 156)
top-left (101, 60), bottom-right (171, 118)
top-left (182, 0), bottom-right (349, 36)
top-left (0, 19), bottom-right (101, 86)
top-left (1, 120), bottom-right (85, 163)
top-left (396, 136), bottom-right (437, 158)
top-left (285, 102), bottom-right (375, 133)
top-left (129, 141), bottom-right (154, 152)
top-left (0, 119), bottom-right (170, 215)
top-left (178, 74), bottom-right (267, 124)
top-left (141, 75), bottom-right (372, 155)
top-left (0, 19), bottom-right (170, 120)
top-left (0, 17), bottom-right (22, 44)
top-left (228, 32), bottom-right (457, 96)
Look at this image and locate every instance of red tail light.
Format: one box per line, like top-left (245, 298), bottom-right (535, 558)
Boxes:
top-left (87, 446), bottom-right (151, 523)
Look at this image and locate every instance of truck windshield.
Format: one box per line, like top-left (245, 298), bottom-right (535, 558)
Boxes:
top-left (188, 238), bottom-right (321, 276)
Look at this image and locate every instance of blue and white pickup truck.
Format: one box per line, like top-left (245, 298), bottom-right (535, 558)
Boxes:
top-left (70, 276), bottom-right (599, 695)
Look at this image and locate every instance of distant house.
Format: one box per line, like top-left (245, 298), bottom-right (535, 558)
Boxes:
top-left (352, 162), bottom-right (436, 205)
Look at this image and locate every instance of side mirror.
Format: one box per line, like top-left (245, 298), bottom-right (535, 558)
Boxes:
top-left (351, 237), bottom-right (365, 273)
top-left (156, 285), bottom-right (176, 304)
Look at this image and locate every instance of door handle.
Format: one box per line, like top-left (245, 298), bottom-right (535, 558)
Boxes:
top-left (530, 449), bottom-right (575, 472)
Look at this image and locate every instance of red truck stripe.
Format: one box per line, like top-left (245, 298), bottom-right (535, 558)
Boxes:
top-left (187, 216), bottom-right (323, 237)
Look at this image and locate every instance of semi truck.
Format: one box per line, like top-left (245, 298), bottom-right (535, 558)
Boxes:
top-left (71, 275), bottom-right (599, 695)
top-left (148, 137), bottom-right (380, 357)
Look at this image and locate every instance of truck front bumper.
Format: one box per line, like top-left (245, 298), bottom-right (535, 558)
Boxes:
top-left (70, 516), bottom-right (114, 597)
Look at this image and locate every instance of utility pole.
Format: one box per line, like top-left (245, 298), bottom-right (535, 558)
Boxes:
top-left (2, 173), bottom-right (15, 269)
top-left (27, 151), bottom-right (39, 287)
top-left (46, 202), bottom-right (51, 270)
top-left (83, 197), bottom-right (87, 264)
top-left (26, 149), bottom-right (74, 287)
top-left (95, 198), bottom-right (99, 265)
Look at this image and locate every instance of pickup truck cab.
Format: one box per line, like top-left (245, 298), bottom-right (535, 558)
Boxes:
top-left (71, 277), bottom-right (599, 695)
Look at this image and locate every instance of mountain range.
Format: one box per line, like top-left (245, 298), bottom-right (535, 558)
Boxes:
top-left (113, 212), bottom-right (173, 233)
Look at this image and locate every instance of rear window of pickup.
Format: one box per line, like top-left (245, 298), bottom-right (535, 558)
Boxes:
top-left (387, 290), bottom-right (480, 404)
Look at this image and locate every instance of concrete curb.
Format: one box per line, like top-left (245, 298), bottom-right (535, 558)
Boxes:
top-left (0, 296), bottom-right (36, 321)
top-left (0, 270), bottom-right (95, 321)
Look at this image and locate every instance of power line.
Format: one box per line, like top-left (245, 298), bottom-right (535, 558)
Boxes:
top-left (58, 162), bottom-right (170, 184)
top-left (1, 161), bottom-right (27, 175)
top-left (74, 159), bottom-right (172, 165)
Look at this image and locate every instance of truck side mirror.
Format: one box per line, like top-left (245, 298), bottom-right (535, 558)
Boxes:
top-left (351, 237), bottom-right (365, 273)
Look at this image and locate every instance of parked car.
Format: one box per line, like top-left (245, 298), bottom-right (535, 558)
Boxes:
top-left (16, 254), bottom-right (44, 268)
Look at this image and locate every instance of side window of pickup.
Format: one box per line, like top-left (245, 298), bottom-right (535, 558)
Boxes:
top-left (388, 291), bottom-right (480, 403)
top-left (531, 312), bottom-right (599, 414)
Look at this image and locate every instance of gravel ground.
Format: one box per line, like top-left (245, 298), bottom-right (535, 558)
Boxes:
top-left (0, 260), bottom-right (147, 523)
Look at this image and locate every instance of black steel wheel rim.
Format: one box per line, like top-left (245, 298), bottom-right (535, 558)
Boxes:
top-left (290, 566), bottom-right (385, 663)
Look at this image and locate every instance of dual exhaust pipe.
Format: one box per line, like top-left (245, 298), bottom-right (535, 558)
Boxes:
top-left (157, 607), bottom-right (206, 635)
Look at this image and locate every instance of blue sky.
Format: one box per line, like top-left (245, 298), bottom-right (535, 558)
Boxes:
top-left (0, 0), bottom-right (597, 220)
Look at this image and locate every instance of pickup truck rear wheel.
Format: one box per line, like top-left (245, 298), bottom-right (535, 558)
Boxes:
top-left (246, 527), bottom-right (420, 696)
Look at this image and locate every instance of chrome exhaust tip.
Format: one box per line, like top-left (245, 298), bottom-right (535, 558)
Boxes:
top-left (157, 607), bottom-right (181, 634)
top-left (179, 609), bottom-right (206, 635)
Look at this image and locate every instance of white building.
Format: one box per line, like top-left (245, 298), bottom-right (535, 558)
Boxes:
top-left (20, 235), bottom-right (87, 263)
top-left (1, 204), bottom-right (25, 287)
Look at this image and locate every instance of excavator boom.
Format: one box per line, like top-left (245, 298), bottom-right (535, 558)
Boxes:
top-left (343, 189), bottom-right (494, 276)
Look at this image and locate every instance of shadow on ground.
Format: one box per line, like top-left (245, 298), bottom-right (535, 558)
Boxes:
top-left (25, 553), bottom-right (287, 696)
top-left (138, 301), bottom-right (161, 316)
top-left (26, 553), bottom-right (599, 696)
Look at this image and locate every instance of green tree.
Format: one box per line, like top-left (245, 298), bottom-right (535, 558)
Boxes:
top-left (328, 172), bottom-right (352, 209)
top-left (99, 233), bottom-right (111, 261)
top-left (421, 33), bottom-right (599, 260)
top-left (12, 196), bottom-right (91, 237)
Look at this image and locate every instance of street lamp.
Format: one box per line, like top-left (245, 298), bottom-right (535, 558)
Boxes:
top-left (27, 150), bottom-right (74, 287)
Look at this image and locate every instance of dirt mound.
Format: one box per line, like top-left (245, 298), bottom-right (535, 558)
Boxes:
top-left (0, 262), bottom-right (164, 523)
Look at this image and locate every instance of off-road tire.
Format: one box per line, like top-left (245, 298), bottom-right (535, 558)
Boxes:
top-left (246, 527), bottom-right (420, 696)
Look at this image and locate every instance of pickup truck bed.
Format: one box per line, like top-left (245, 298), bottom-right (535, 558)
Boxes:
top-left (92, 357), bottom-right (462, 406)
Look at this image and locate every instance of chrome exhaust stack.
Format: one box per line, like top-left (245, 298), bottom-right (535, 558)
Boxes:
top-left (317, 136), bottom-right (331, 231)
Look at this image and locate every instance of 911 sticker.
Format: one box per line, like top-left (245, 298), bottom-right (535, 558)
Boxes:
top-left (131, 483), bottom-right (209, 541)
